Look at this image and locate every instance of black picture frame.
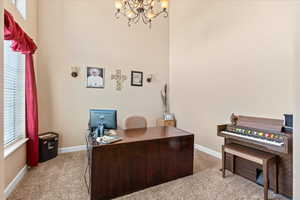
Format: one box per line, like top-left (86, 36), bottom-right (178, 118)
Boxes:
top-left (131, 71), bottom-right (143, 87)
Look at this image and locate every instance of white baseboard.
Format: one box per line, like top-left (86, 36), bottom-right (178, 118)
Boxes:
top-left (58, 145), bottom-right (86, 154)
top-left (194, 144), bottom-right (222, 159)
top-left (4, 165), bottom-right (28, 198)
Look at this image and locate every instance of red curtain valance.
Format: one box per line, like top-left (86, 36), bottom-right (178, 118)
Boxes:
top-left (4, 9), bottom-right (37, 55)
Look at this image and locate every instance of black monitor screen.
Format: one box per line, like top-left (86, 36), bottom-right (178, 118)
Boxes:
top-left (89, 109), bottom-right (117, 130)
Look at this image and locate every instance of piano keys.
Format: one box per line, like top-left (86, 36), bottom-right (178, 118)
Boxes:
top-left (221, 130), bottom-right (284, 147)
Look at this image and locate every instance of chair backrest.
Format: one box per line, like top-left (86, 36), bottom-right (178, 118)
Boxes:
top-left (124, 116), bottom-right (147, 130)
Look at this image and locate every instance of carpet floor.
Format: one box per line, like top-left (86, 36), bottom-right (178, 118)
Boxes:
top-left (8, 151), bottom-right (288, 200)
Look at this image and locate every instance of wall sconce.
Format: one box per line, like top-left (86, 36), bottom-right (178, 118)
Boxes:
top-left (71, 67), bottom-right (79, 78)
top-left (146, 74), bottom-right (153, 83)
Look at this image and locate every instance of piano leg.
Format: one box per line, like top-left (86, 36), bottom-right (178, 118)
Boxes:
top-left (222, 145), bottom-right (226, 178)
top-left (274, 158), bottom-right (278, 194)
top-left (263, 160), bottom-right (269, 200)
top-left (232, 155), bottom-right (235, 174)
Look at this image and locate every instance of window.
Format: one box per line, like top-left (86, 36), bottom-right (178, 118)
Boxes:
top-left (4, 40), bottom-right (26, 146)
top-left (10, 0), bottom-right (26, 19)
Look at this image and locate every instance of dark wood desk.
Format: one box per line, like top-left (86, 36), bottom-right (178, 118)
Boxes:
top-left (87, 127), bottom-right (194, 200)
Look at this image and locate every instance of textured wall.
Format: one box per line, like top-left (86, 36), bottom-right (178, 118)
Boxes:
top-left (37, 0), bottom-right (169, 147)
top-left (169, 0), bottom-right (294, 152)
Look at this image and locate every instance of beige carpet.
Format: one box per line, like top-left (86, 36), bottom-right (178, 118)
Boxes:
top-left (8, 151), bottom-right (288, 200)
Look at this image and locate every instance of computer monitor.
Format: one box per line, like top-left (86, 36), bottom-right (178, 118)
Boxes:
top-left (89, 109), bottom-right (117, 130)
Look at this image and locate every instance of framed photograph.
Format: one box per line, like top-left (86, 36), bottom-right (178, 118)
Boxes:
top-left (131, 71), bottom-right (143, 87)
top-left (87, 67), bottom-right (105, 88)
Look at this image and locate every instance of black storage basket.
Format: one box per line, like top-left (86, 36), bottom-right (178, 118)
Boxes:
top-left (39, 132), bottom-right (59, 162)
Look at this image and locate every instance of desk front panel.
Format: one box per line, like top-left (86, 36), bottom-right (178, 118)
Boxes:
top-left (90, 135), bottom-right (194, 200)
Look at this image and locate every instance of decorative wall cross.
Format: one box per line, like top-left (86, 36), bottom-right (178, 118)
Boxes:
top-left (111, 69), bottom-right (127, 91)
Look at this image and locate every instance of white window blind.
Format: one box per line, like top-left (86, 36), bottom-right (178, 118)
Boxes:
top-left (4, 40), bottom-right (26, 146)
top-left (10, 0), bottom-right (26, 20)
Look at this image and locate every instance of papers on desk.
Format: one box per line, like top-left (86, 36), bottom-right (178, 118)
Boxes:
top-left (96, 135), bottom-right (122, 144)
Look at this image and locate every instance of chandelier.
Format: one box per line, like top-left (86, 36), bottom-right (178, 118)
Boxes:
top-left (114, 0), bottom-right (168, 28)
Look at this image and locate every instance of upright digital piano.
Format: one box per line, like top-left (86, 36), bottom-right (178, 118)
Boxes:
top-left (217, 114), bottom-right (293, 198)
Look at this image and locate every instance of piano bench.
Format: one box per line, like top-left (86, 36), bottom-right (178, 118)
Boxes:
top-left (222, 143), bottom-right (278, 200)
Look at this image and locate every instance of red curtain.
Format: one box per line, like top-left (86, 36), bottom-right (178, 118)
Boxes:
top-left (4, 10), bottom-right (39, 167)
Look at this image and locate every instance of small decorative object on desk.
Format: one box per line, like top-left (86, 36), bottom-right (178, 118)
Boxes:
top-left (161, 83), bottom-right (175, 120)
top-left (161, 84), bottom-right (168, 113)
top-left (164, 113), bottom-right (174, 120)
top-left (157, 118), bottom-right (176, 127)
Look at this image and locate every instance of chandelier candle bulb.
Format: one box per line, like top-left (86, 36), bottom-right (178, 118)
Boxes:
top-left (126, 10), bottom-right (135, 18)
top-left (115, 0), bottom-right (123, 9)
top-left (151, 1), bottom-right (155, 7)
top-left (147, 10), bottom-right (156, 19)
top-left (160, 0), bottom-right (168, 9)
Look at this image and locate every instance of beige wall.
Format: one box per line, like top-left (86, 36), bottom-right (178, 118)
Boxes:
top-left (1, 0), bottom-right (5, 199)
top-left (37, 0), bottom-right (169, 148)
top-left (4, 146), bottom-right (26, 188)
top-left (294, 3), bottom-right (300, 199)
top-left (170, 0), bottom-right (294, 152)
top-left (3, 0), bottom-right (38, 191)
